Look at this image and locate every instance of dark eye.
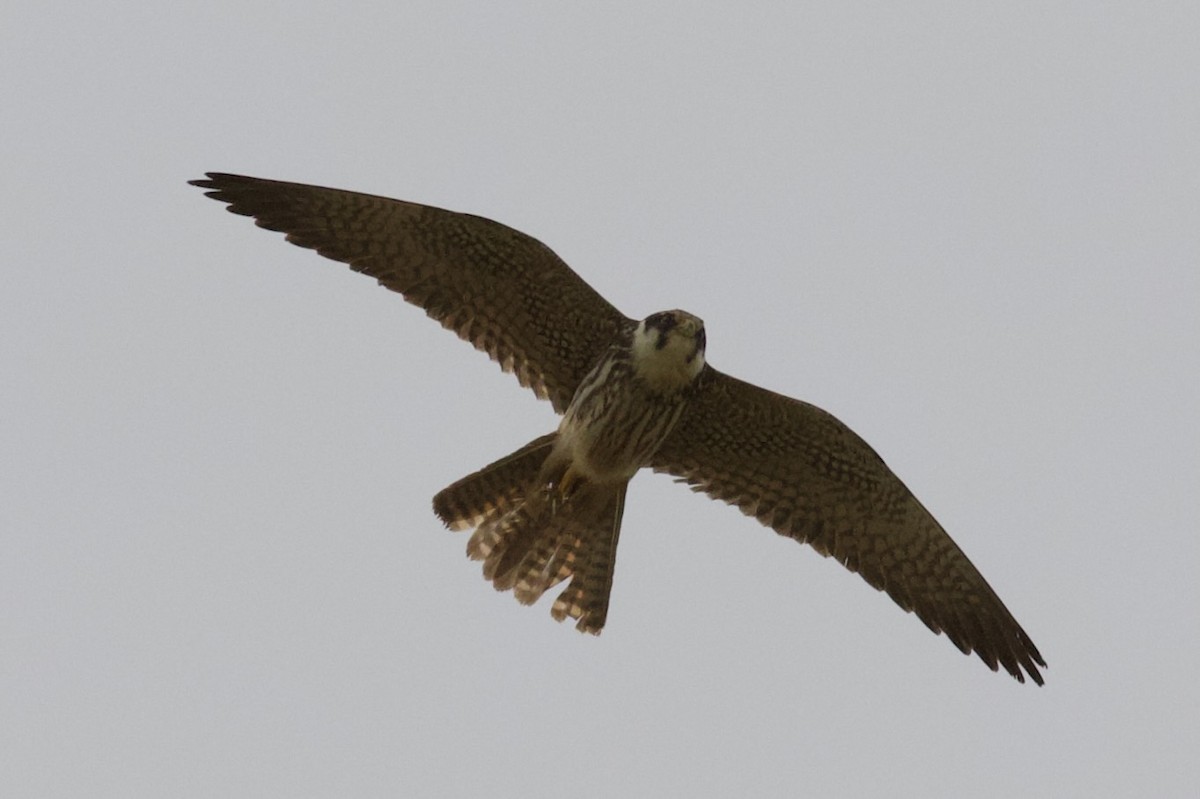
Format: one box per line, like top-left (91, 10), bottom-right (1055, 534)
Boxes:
top-left (695, 327), bottom-right (706, 350)
top-left (646, 311), bottom-right (675, 332)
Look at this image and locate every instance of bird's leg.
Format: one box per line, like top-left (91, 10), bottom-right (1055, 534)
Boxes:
top-left (559, 468), bottom-right (580, 497)
top-left (550, 467), bottom-right (584, 512)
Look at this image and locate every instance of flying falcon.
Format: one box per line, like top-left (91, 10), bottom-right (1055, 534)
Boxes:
top-left (191, 173), bottom-right (1046, 684)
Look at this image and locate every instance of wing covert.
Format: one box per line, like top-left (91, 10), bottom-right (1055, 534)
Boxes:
top-left (191, 173), bottom-right (631, 412)
top-left (652, 366), bottom-right (1045, 684)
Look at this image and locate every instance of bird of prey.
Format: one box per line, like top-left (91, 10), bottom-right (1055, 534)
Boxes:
top-left (191, 173), bottom-right (1046, 684)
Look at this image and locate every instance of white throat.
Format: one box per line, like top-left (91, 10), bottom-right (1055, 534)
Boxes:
top-left (631, 314), bottom-right (706, 392)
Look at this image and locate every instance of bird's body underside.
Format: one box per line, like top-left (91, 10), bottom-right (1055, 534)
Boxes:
top-left (191, 172), bottom-right (1047, 684)
top-left (436, 311), bottom-right (705, 632)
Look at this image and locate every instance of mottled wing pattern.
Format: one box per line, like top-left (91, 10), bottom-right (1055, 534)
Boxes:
top-left (652, 366), bottom-right (1045, 684)
top-left (190, 173), bottom-right (631, 412)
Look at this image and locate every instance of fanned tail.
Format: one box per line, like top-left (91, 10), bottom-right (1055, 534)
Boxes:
top-left (547, 485), bottom-right (626, 632)
top-left (432, 436), bottom-right (629, 633)
top-left (433, 434), bottom-right (556, 531)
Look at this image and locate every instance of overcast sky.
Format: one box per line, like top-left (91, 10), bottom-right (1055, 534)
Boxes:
top-left (3, 2), bottom-right (1198, 796)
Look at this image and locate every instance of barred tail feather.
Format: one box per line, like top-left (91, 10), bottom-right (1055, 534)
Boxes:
top-left (432, 433), bottom-right (556, 531)
top-left (549, 484), bottom-right (627, 633)
top-left (432, 436), bottom-right (630, 634)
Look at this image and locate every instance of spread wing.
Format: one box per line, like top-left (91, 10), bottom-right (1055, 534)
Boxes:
top-left (190, 173), bottom-right (631, 412)
top-left (652, 366), bottom-right (1045, 684)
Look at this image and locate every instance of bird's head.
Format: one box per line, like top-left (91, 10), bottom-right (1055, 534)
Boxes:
top-left (631, 309), bottom-right (706, 391)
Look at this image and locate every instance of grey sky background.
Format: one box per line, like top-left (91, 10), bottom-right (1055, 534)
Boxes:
top-left (3, 2), bottom-right (1198, 796)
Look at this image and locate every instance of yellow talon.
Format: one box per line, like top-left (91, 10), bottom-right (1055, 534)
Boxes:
top-left (558, 469), bottom-right (580, 499)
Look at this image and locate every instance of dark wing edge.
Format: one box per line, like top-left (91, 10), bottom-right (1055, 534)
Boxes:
top-left (652, 366), bottom-right (1046, 685)
top-left (190, 173), bottom-right (632, 412)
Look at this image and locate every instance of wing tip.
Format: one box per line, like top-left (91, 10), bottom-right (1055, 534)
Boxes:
top-left (972, 628), bottom-right (1046, 685)
top-left (188, 172), bottom-right (256, 211)
top-left (188, 171), bottom-right (238, 191)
